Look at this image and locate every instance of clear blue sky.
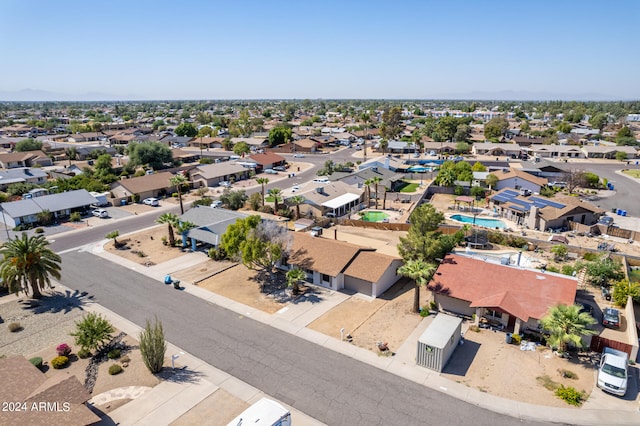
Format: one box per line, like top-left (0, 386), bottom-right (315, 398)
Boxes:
top-left (1, 0), bottom-right (639, 100)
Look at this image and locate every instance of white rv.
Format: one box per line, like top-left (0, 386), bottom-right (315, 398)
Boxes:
top-left (227, 398), bottom-right (291, 426)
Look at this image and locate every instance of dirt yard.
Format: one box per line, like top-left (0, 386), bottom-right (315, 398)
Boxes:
top-left (445, 326), bottom-right (597, 408)
top-left (105, 225), bottom-right (185, 266)
top-left (308, 278), bottom-right (428, 353)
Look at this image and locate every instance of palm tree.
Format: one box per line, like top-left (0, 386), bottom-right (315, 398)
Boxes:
top-left (439, 168), bottom-right (456, 187)
top-left (0, 233), bottom-right (61, 299)
top-left (372, 177), bottom-right (382, 209)
top-left (379, 139), bottom-right (388, 154)
top-left (485, 173), bottom-right (498, 193)
top-left (540, 304), bottom-right (597, 353)
top-left (256, 177), bottom-right (269, 206)
top-left (175, 221), bottom-right (197, 248)
top-left (156, 213), bottom-right (179, 247)
top-left (364, 179), bottom-right (373, 208)
top-left (64, 147), bottom-right (78, 166)
top-left (268, 188), bottom-right (282, 212)
top-left (106, 230), bottom-right (120, 248)
top-left (286, 267), bottom-right (306, 295)
top-left (288, 195), bottom-right (305, 219)
top-left (398, 259), bottom-right (436, 313)
top-left (169, 173), bottom-right (188, 215)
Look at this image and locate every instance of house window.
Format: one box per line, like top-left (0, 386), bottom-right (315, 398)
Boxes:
top-left (321, 274), bottom-right (330, 283)
top-left (486, 309), bottom-right (502, 319)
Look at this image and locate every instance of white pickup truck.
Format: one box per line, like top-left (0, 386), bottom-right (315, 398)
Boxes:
top-left (597, 347), bottom-right (628, 396)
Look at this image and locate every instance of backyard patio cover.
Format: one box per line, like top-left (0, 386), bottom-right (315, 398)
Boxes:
top-left (321, 193), bottom-right (360, 209)
top-left (455, 196), bottom-right (474, 203)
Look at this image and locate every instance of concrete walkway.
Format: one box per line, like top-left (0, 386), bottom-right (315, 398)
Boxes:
top-left (85, 240), bottom-right (640, 425)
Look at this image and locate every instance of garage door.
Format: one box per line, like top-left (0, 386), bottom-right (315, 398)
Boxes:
top-left (344, 276), bottom-right (372, 297)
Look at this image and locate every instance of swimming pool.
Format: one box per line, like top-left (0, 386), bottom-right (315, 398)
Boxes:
top-left (450, 214), bottom-right (506, 229)
top-left (360, 211), bottom-right (390, 222)
top-left (408, 166), bottom-right (436, 173)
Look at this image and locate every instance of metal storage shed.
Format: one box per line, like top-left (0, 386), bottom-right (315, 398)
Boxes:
top-left (416, 314), bottom-right (462, 372)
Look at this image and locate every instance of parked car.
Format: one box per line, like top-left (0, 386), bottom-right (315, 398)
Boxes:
top-left (92, 208), bottom-right (108, 218)
top-left (291, 185), bottom-right (300, 192)
top-left (293, 153), bottom-right (305, 158)
top-left (143, 197), bottom-right (159, 207)
top-left (597, 347), bottom-right (628, 396)
top-left (219, 181), bottom-right (231, 187)
top-left (273, 166), bottom-right (287, 171)
top-left (602, 307), bottom-right (620, 328)
top-left (598, 216), bottom-right (614, 226)
top-left (263, 169), bottom-right (278, 174)
top-left (313, 177), bottom-right (329, 183)
top-left (210, 200), bottom-right (222, 208)
top-left (549, 181), bottom-right (567, 188)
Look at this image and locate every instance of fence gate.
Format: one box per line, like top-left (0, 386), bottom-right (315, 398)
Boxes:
top-left (590, 335), bottom-right (632, 356)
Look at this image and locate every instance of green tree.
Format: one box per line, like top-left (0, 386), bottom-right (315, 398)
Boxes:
top-left (435, 116), bottom-right (458, 141)
top-left (128, 141), bottom-right (173, 170)
top-left (397, 204), bottom-right (444, 262)
top-left (175, 220), bottom-right (197, 247)
top-left (169, 173), bottom-right (187, 215)
top-left (454, 123), bottom-right (471, 142)
top-left (36, 209), bottom-right (54, 226)
top-left (156, 213), bottom-right (179, 247)
top-left (94, 154), bottom-right (115, 180)
top-left (585, 256), bottom-right (624, 287)
top-left (256, 177), bottom-right (269, 206)
top-left (197, 125), bottom-right (215, 138)
top-left (70, 312), bottom-right (115, 352)
top-left (220, 215), bottom-right (261, 259)
top-left (557, 121), bottom-right (572, 134)
top-left (381, 107), bottom-right (402, 140)
top-left (248, 192), bottom-right (262, 210)
top-left (616, 126), bottom-right (637, 146)
top-left (288, 195), bottom-right (305, 219)
top-left (398, 259), bottom-right (437, 313)
top-left (268, 188), bottom-right (282, 212)
top-left (540, 304), bottom-right (597, 353)
top-left (139, 317), bottom-right (167, 374)
top-left (233, 141), bottom-right (250, 156)
top-left (615, 151), bottom-right (627, 162)
top-left (379, 139), bottom-right (389, 154)
top-left (65, 146), bottom-right (78, 166)
top-left (0, 233), bottom-right (61, 299)
top-left (14, 138), bottom-right (43, 152)
top-left (612, 279), bottom-right (640, 307)
top-left (175, 122), bottom-right (197, 137)
top-left (220, 189), bottom-right (248, 210)
top-left (519, 120), bottom-right (531, 133)
top-left (551, 245), bottom-right (568, 261)
top-left (286, 267), bottom-right (306, 295)
top-left (471, 161), bottom-right (487, 172)
top-left (589, 113), bottom-right (607, 131)
top-left (106, 230), bottom-right (120, 248)
top-left (484, 117), bottom-right (509, 140)
top-left (240, 220), bottom-right (291, 291)
top-left (372, 177), bottom-right (382, 209)
top-left (268, 126), bottom-right (292, 146)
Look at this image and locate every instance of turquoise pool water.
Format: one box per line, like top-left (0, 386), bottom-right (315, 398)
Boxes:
top-left (450, 214), bottom-right (505, 229)
top-left (361, 211), bottom-right (390, 222)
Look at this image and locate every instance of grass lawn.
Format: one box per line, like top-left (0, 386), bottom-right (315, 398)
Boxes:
top-left (399, 182), bottom-right (420, 193)
top-left (265, 196), bottom-right (283, 202)
top-left (622, 169), bottom-right (640, 179)
top-left (630, 268), bottom-right (640, 283)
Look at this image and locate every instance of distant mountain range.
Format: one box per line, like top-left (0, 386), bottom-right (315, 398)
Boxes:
top-left (0, 88), bottom-right (634, 102)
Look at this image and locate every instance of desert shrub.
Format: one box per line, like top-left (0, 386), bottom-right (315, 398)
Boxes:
top-left (56, 343), bottom-right (71, 356)
top-left (139, 317), bottom-right (166, 374)
top-left (7, 322), bottom-right (22, 332)
top-left (469, 325), bottom-right (481, 332)
top-left (172, 192), bottom-right (179, 198)
top-left (34, 227), bottom-right (45, 234)
top-left (77, 348), bottom-right (91, 359)
top-left (559, 369), bottom-right (578, 379)
top-left (120, 355), bottom-right (131, 364)
top-left (70, 312), bottom-right (115, 352)
top-left (537, 375), bottom-right (559, 391)
top-left (208, 247), bottom-right (226, 261)
top-left (561, 265), bottom-right (576, 276)
top-left (107, 349), bottom-right (121, 359)
top-left (108, 364), bottom-right (123, 375)
top-left (192, 197), bottom-right (212, 207)
top-left (70, 212), bottom-right (82, 222)
top-left (429, 300), bottom-right (437, 311)
top-left (555, 385), bottom-right (584, 406)
top-left (511, 334), bottom-right (522, 345)
top-left (277, 208), bottom-right (293, 219)
top-left (419, 306), bottom-right (430, 317)
top-left (51, 356), bottom-right (69, 369)
top-left (29, 357), bottom-right (43, 369)
top-left (583, 252), bottom-right (598, 261)
top-left (546, 265), bottom-right (560, 273)
top-left (258, 205), bottom-right (274, 214)
top-left (136, 251), bottom-right (146, 258)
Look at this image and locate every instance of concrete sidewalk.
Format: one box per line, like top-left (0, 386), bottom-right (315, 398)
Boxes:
top-left (87, 241), bottom-right (640, 425)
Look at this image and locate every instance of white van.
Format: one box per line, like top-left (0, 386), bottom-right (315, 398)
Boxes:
top-left (226, 398), bottom-right (291, 426)
top-left (313, 177), bottom-right (329, 184)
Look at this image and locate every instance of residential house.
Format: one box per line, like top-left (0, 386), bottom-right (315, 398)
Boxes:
top-left (230, 137), bottom-right (269, 150)
top-left (284, 232), bottom-right (402, 297)
top-left (67, 132), bottom-right (105, 143)
top-left (421, 142), bottom-right (457, 155)
top-left (0, 167), bottom-right (48, 191)
top-left (333, 166), bottom-right (405, 194)
top-left (191, 162), bottom-right (251, 188)
top-left (171, 148), bottom-right (200, 164)
top-left (358, 155), bottom-right (408, 173)
top-left (472, 143), bottom-right (524, 158)
top-left (0, 189), bottom-right (98, 228)
top-left (491, 167), bottom-right (548, 193)
top-left (110, 172), bottom-right (177, 204)
top-left (529, 144), bottom-right (585, 159)
top-left (286, 180), bottom-right (364, 218)
top-left (186, 137), bottom-right (225, 149)
top-left (161, 136), bottom-right (194, 147)
top-left (581, 144), bottom-right (638, 159)
top-left (0, 356), bottom-right (100, 426)
top-left (491, 189), bottom-right (604, 230)
top-left (0, 150), bottom-right (53, 169)
top-left (179, 206), bottom-right (248, 250)
top-left (430, 254), bottom-right (577, 335)
top-left (248, 152), bottom-right (286, 171)
top-left (379, 140), bottom-right (416, 154)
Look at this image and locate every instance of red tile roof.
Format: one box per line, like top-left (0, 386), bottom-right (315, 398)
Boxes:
top-left (249, 152), bottom-right (286, 165)
top-left (430, 254), bottom-right (577, 321)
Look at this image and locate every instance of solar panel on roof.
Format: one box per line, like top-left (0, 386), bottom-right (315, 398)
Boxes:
top-left (510, 205), bottom-right (527, 211)
top-left (492, 195), bottom-right (509, 202)
top-left (503, 190), bottom-right (519, 196)
top-left (529, 196), bottom-right (565, 209)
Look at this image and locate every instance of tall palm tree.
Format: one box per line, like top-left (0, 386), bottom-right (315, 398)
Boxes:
top-left (106, 230), bottom-right (120, 248)
top-left (256, 177), bottom-right (269, 206)
top-left (156, 213), bottom-right (179, 247)
top-left (175, 221), bottom-right (197, 248)
top-left (288, 195), bottom-right (305, 219)
top-left (372, 177), bottom-right (382, 209)
top-left (364, 179), bottom-right (373, 208)
top-left (268, 188), bottom-right (282, 212)
top-left (379, 139), bottom-right (388, 154)
top-left (398, 259), bottom-right (436, 313)
top-left (286, 267), bottom-right (306, 295)
top-left (169, 173), bottom-right (188, 215)
top-left (0, 233), bottom-right (61, 299)
top-left (64, 147), bottom-right (78, 166)
top-left (540, 304), bottom-right (597, 353)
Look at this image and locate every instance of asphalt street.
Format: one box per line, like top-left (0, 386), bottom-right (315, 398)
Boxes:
top-left (60, 250), bottom-right (542, 426)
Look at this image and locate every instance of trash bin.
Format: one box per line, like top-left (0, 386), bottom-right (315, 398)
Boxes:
top-left (505, 333), bottom-right (512, 344)
top-left (611, 207), bottom-right (617, 213)
top-left (120, 199), bottom-right (127, 206)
